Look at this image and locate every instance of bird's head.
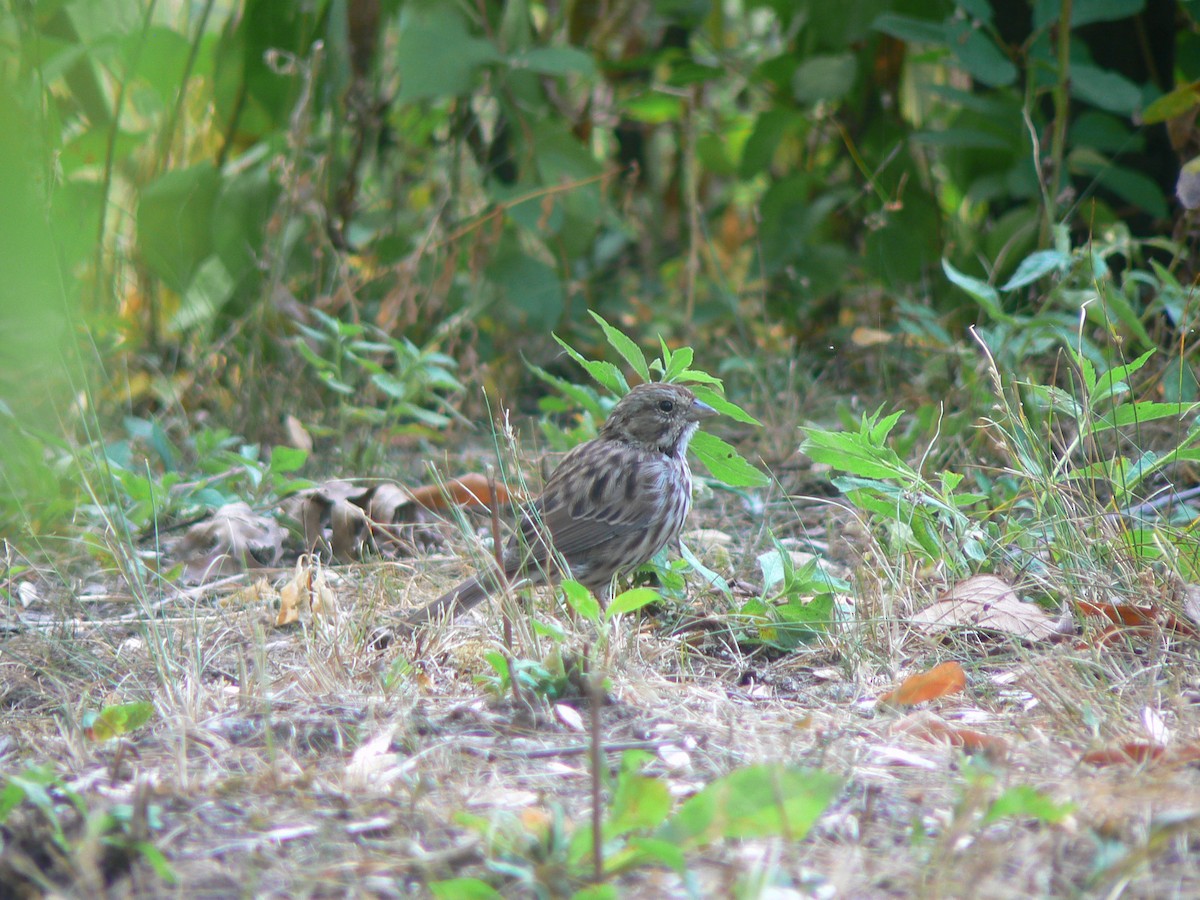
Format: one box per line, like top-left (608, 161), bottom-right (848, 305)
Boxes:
top-left (599, 382), bottom-right (717, 455)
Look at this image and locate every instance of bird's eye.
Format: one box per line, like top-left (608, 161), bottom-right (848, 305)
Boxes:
top-left (658, 399), bottom-right (675, 412)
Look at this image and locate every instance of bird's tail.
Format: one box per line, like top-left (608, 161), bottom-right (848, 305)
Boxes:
top-left (402, 574), bottom-right (495, 628)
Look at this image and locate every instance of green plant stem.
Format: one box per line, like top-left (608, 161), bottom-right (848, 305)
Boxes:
top-left (1045, 0), bottom-right (1073, 239)
top-left (588, 645), bottom-right (604, 884)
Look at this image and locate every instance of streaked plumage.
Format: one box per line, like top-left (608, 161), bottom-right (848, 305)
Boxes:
top-left (405, 382), bottom-right (716, 626)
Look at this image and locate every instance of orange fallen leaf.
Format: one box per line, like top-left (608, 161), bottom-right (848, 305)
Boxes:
top-left (1076, 598), bottom-right (1199, 639)
top-left (1082, 742), bottom-right (1167, 766)
top-left (891, 711), bottom-right (1009, 761)
top-left (880, 661), bottom-right (966, 705)
top-left (409, 473), bottom-right (516, 510)
top-left (1081, 742), bottom-right (1200, 767)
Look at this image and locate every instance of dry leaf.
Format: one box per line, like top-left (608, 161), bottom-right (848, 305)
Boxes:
top-left (284, 414), bottom-right (313, 452)
top-left (408, 473), bottom-right (515, 510)
top-left (276, 556), bottom-right (335, 626)
top-left (281, 479), bottom-right (445, 561)
top-left (1076, 596), bottom-right (1198, 639)
top-left (176, 502), bottom-right (285, 582)
top-left (913, 575), bottom-right (1062, 641)
top-left (880, 661), bottom-right (966, 705)
top-left (890, 710), bottom-right (1009, 760)
top-left (850, 326), bottom-right (896, 347)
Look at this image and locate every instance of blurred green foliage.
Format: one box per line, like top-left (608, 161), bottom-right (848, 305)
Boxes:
top-left (2, 0), bottom-right (1197, 535)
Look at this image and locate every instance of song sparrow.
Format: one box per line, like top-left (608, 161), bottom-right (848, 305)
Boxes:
top-left (405, 382), bottom-right (717, 627)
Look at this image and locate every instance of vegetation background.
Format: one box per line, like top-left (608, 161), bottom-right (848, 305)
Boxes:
top-left (3, 0), bottom-right (1200, 896)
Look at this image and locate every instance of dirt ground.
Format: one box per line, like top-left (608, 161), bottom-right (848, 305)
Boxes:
top-left (2, 480), bottom-right (1200, 899)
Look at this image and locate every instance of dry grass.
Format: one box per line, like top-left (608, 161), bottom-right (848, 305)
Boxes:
top-left (3, 487), bottom-right (1200, 899)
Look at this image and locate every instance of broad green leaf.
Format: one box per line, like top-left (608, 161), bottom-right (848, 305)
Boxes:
top-left (658, 764), bottom-right (841, 846)
top-left (561, 579), bottom-right (600, 622)
top-left (872, 13), bottom-right (946, 45)
top-left (792, 53), bottom-right (856, 104)
top-left (690, 431), bottom-right (769, 487)
top-left (138, 162), bottom-right (220, 292)
top-left (1093, 402), bottom-right (1199, 432)
top-left (82, 701), bottom-right (156, 741)
top-left (430, 878), bottom-right (502, 900)
top-left (396, 5), bottom-right (500, 100)
top-left (1097, 282), bottom-right (1154, 348)
top-left (510, 46), bottom-right (595, 78)
top-left (606, 773), bottom-right (673, 836)
top-left (621, 92), bottom-right (684, 123)
top-left (1070, 63), bottom-right (1142, 115)
top-left (1000, 250), bottom-right (1071, 291)
top-left (588, 311), bottom-right (650, 381)
top-left (269, 445), bottom-right (308, 473)
top-left (553, 335), bottom-right (628, 395)
top-left (942, 259), bottom-right (1013, 322)
top-left (984, 785), bottom-right (1075, 825)
top-left (1092, 349), bottom-right (1155, 403)
top-left (489, 250), bottom-right (564, 329)
top-left (691, 386), bottom-right (761, 426)
top-left (606, 587), bottom-right (660, 619)
top-left (800, 431), bottom-right (913, 482)
top-left (680, 539), bottom-right (730, 594)
top-left (946, 19), bottom-right (1017, 87)
top-left (1142, 82), bottom-right (1200, 124)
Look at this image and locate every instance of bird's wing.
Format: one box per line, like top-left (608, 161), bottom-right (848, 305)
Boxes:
top-left (514, 443), bottom-right (659, 564)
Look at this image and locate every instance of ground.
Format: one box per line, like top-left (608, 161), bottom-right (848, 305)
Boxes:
top-left (2, 458), bottom-right (1199, 899)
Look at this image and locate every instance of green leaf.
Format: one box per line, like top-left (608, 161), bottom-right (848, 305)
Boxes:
top-left (1074, 159), bottom-right (1168, 218)
top-left (690, 386), bottom-right (761, 426)
top-left (588, 311), bottom-right (650, 381)
top-left (800, 429), bottom-right (913, 482)
top-left (269, 445), bottom-right (308, 474)
top-left (740, 108), bottom-right (800, 179)
top-left (942, 259), bottom-right (1014, 322)
top-left (946, 19), bottom-right (1017, 87)
top-left (430, 878), bottom-right (503, 899)
top-left (1000, 250), bottom-right (1071, 291)
top-left (552, 334), bottom-right (629, 395)
top-left (606, 587), bottom-right (660, 619)
top-left (561, 579), bottom-right (600, 622)
top-left (488, 249), bottom-right (565, 329)
top-left (621, 92), bottom-right (684, 124)
top-left (1093, 401), bottom-right (1199, 432)
top-left (658, 764), bottom-right (841, 847)
top-left (395, 5), bottom-right (501, 101)
top-left (680, 539), bottom-right (730, 594)
top-left (1091, 349), bottom-right (1155, 403)
top-left (138, 162), bottom-right (220, 292)
top-left (1144, 82), bottom-right (1200, 124)
top-left (792, 53), bottom-right (857, 104)
top-left (984, 785), bottom-right (1075, 825)
top-left (606, 773), bottom-right (673, 836)
top-left (1098, 281), bottom-right (1154, 348)
top-left (510, 46), bottom-right (596, 77)
top-left (872, 13), bottom-right (946, 45)
top-left (82, 701), bottom-right (156, 741)
top-left (690, 431), bottom-right (769, 487)
top-left (1070, 63), bottom-right (1142, 115)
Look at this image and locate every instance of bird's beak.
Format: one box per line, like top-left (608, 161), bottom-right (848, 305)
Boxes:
top-left (689, 398), bottom-right (718, 421)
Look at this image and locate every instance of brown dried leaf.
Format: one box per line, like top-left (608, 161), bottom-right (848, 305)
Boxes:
top-left (281, 479), bottom-right (447, 561)
top-left (890, 710), bottom-right (1009, 761)
top-left (880, 661), bottom-right (966, 705)
top-left (284, 414), bottom-right (313, 453)
top-left (176, 502), bottom-right (285, 583)
top-left (276, 556), bottom-right (336, 626)
top-left (913, 575), bottom-right (1061, 642)
top-left (408, 473), bottom-right (515, 510)
top-left (1076, 595), bottom-right (1199, 639)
